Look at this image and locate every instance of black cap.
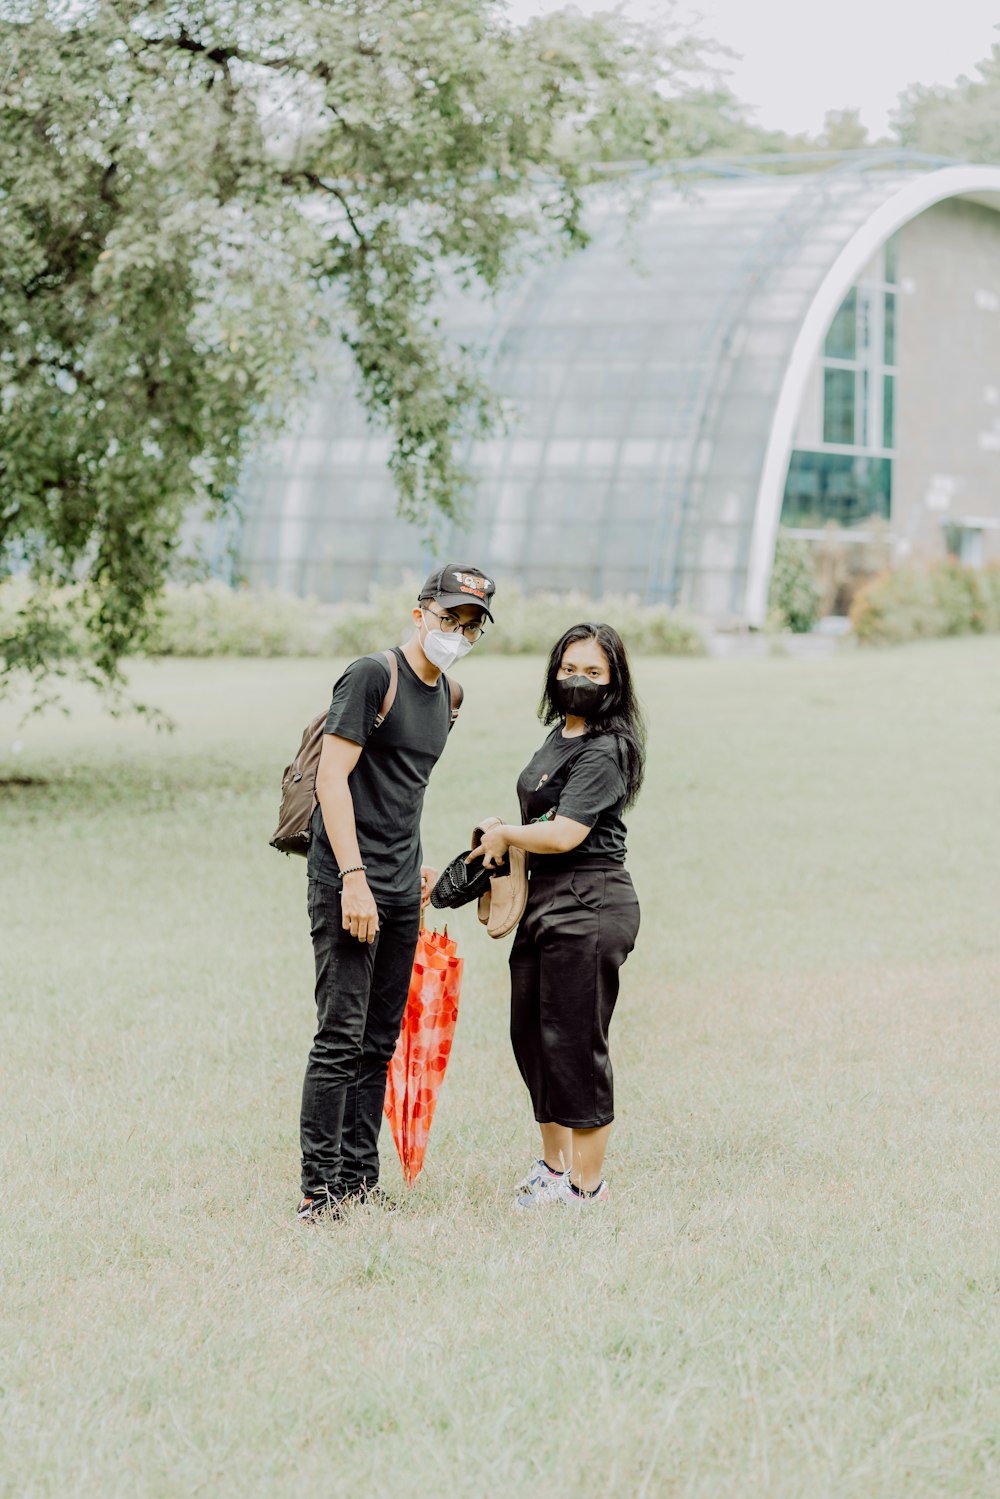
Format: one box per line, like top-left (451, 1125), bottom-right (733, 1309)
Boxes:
top-left (418, 563), bottom-right (496, 621)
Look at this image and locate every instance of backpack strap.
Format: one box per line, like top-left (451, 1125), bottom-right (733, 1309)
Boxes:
top-left (370, 649), bottom-right (462, 733)
top-left (372, 649), bottom-right (398, 730)
top-left (446, 674), bottom-right (464, 730)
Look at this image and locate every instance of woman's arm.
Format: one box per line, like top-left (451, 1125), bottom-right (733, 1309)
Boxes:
top-left (471, 816), bottom-right (590, 868)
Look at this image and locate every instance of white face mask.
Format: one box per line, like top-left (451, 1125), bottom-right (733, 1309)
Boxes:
top-left (421, 613), bottom-right (475, 671)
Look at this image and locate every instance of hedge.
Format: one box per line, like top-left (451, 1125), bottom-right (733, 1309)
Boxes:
top-left (850, 561), bottom-right (1000, 646)
top-left (1, 578), bottom-right (707, 662)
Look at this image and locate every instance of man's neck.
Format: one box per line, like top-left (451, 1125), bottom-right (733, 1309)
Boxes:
top-left (401, 634), bottom-right (441, 686)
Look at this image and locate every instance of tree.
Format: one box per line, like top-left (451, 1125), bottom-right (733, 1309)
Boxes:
top-left (816, 108), bottom-right (871, 152)
top-left (768, 529), bottom-right (821, 634)
top-left (894, 43), bottom-right (1000, 163)
top-left (1, 0), bottom-right (711, 695)
top-left (654, 85), bottom-right (812, 159)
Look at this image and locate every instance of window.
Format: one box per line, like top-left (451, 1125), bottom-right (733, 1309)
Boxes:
top-left (858, 289), bottom-right (873, 354)
top-left (824, 290), bottom-right (857, 360)
top-left (883, 375), bottom-right (895, 450)
top-left (884, 234), bottom-right (899, 286)
top-left (823, 369), bottom-right (855, 445)
top-left (817, 270), bottom-right (896, 457)
top-left (781, 452), bottom-right (892, 528)
top-left (884, 293), bottom-right (896, 365)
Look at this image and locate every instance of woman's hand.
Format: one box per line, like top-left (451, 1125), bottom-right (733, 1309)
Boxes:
top-left (469, 823), bottom-right (511, 871)
top-left (420, 865), bottom-right (438, 910)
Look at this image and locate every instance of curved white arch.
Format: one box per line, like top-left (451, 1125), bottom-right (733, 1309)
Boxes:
top-left (744, 166), bottom-right (1000, 626)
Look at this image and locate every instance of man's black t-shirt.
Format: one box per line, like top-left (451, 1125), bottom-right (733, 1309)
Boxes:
top-left (308, 648), bottom-right (452, 906)
top-left (516, 728), bottom-right (628, 874)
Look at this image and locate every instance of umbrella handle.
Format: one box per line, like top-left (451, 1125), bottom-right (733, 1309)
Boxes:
top-left (419, 904), bottom-right (447, 939)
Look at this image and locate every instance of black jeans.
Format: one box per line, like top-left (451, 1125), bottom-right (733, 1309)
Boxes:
top-left (509, 866), bottom-right (640, 1129)
top-left (300, 879), bottom-right (421, 1199)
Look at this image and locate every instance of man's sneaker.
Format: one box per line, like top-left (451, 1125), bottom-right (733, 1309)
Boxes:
top-left (514, 1159), bottom-right (564, 1196)
top-left (513, 1171), bottom-right (609, 1212)
top-left (342, 1184), bottom-right (399, 1213)
top-left (296, 1190), bottom-right (342, 1222)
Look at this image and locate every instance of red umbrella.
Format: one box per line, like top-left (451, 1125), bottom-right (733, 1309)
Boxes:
top-left (383, 925), bottom-right (463, 1185)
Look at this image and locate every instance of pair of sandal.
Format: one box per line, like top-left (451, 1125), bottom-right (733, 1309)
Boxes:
top-left (429, 818), bottom-right (528, 938)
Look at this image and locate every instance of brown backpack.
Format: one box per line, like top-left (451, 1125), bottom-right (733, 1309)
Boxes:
top-left (270, 650), bottom-right (463, 857)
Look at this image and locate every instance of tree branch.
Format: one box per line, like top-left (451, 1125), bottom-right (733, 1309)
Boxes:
top-left (280, 172), bottom-right (367, 243)
top-left (142, 28), bottom-right (298, 75)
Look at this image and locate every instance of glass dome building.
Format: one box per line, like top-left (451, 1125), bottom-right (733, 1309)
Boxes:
top-left (235, 154), bottom-right (1000, 623)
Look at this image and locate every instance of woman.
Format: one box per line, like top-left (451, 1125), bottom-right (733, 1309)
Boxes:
top-left (472, 622), bottom-right (645, 1209)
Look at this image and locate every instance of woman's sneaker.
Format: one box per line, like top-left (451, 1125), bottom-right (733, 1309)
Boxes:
top-left (514, 1159), bottom-right (564, 1197)
top-left (514, 1171), bottom-right (609, 1212)
top-left (559, 1178), bottom-right (608, 1207)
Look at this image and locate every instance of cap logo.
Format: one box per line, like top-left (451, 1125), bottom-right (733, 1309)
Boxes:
top-left (452, 571), bottom-right (492, 599)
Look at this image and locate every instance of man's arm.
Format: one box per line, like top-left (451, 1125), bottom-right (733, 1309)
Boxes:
top-left (316, 733), bottom-right (380, 944)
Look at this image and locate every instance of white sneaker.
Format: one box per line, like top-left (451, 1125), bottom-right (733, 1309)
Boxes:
top-left (514, 1158), bottom-right (564, 1196)
top-left (559, 1178), bottom-right (608, 1207)
top-left (513, 1171), bottom-right (609, 1212)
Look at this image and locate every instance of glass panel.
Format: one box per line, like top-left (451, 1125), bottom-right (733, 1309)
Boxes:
top-left (325, 440), bottom-right (367, 465)
top-left (489, 521), bottom-right (527, 564)
top-left (497, 479), bottom-right (532, 522)
top-left (824, 290), bottom-right (857, 359)
top-left (823, 368), bottom-right (855, 445)
top-left (550, 402), bottom-right (601, 438)
top-left (507, 439), bottom-right (544, 468)
top-left (620, 439), bottom-right (659, 469)
top-left (858, 290), bottom-right (873, 353)
top-left (582, 439), bottom-right (618, 467)
top-left (859, 369), bottom-right (869, 448)
top-left (781, 451), bottom-right (892, 528)
top-left (292, 438), bottom-right (333, 471)
top-left (544, 439), bottom-right (584, 467)
top-left (883, 375), bottom-right (895, 450)
top-left (613, 479), bottom-right (660, 520)
top-left (884, 292), bottom-right (896, 365)
top-left (884, 235), bottom-right (899, 286)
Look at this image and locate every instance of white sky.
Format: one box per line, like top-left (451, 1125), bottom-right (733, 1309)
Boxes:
top-left (505, 0), bottom-right (1000, 138)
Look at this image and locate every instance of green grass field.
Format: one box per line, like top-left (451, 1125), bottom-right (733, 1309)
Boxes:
top-left (2, 641), bottom-right (1000, 1497)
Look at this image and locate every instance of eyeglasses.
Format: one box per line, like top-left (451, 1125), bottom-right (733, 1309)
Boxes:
top-left (423, 606), bottom-right (486, 643)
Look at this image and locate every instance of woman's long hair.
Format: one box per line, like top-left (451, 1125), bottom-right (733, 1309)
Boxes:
top-left (538, 622), bottom-right (646, 809)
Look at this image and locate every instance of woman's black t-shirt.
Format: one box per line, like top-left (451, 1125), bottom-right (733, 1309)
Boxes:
top-left (516, 728), bottom-right (628, 874)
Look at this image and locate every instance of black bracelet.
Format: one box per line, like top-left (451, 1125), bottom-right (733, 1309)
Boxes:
top-left (339, 864), bottom-right (367, 877)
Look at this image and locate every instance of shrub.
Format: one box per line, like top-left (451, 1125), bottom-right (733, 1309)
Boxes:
top-left (768, 530), bottom-right (821, 633)
top-left (0, 577), bottom-right (93, 679)
top-left (979, 565), bottom-right (1000, 633)
top-left (812, 518), bottom-right (893, 616)
top-left (474, 584), bottom-right (705, 657)
top-left (2, 578), bottom-right (707, 664)
top-left (930, 559), bottom-right (986, 635)
top-left (147, 582), bottom-right (338, 657)
top-left (153, 580), bottom-right (709, 658)
top-left (850, 561), bottom-right (1000, 646)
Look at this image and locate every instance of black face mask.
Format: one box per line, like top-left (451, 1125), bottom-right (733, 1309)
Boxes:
top-left (555, 675), bottom-right (608, 719)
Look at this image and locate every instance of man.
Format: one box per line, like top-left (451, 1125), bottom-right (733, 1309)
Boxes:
top-left (298, 564), bottom-right (496, 1220)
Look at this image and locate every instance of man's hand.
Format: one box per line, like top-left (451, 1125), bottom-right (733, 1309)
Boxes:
top-left (468, 823), bottom-right (511, 870)
top-left (341, 872), bottom-right (380, 944)
top-left (420, 866), bottom-right (438, 911)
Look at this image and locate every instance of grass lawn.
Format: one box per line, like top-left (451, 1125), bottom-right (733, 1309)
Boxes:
top-left (2, 640), bottom-right (1000, 1497)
